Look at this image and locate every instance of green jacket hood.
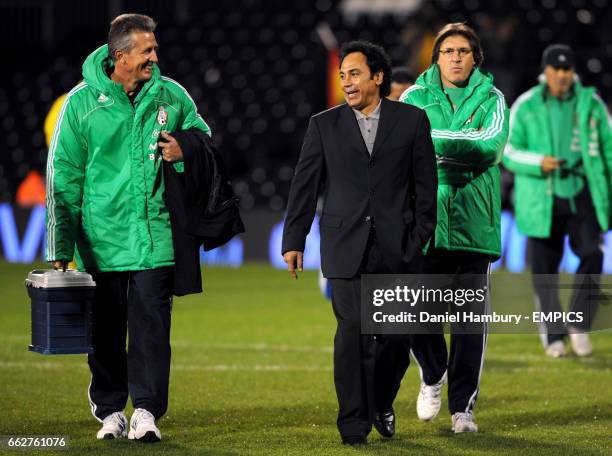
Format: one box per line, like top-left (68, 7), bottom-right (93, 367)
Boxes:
top-left (416, 64), bottom-right (494, 98)
top-left (82, 44), bottom-right (161, 96)
top-left (533, 75), bottom-right (595, 106)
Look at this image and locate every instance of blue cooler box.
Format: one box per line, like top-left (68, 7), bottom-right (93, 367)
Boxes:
top-left (25, 269), bottom-right (96, 355)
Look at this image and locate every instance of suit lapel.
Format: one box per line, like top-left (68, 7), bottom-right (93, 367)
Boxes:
top-left (371, 98), bottom-right (400, 159)
top-left (338, 104), bottom-right (370, 160)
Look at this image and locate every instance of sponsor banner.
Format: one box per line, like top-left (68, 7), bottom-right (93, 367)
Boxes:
top-left (1, 204), bottom-right (612, 272)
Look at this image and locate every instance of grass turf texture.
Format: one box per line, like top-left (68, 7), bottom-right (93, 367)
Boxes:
top-left (0, 261), bottom-right (611, 456)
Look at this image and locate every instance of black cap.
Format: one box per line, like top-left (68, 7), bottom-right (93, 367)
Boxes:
top-left (541, 44), bottom-right (575, 69)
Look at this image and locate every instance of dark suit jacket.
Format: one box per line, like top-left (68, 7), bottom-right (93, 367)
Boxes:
top-left (282, 98), bottom-right (437, 278)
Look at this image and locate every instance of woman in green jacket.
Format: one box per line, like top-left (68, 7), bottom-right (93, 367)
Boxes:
top-left (400, 23), bottom-right (509, 434)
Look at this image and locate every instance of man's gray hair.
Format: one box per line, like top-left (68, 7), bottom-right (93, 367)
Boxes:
top-left (108, 13), bottom-right (157, 61)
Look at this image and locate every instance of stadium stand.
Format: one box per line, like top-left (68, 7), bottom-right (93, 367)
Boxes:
top-left (1, 0), bottom-right (610, 212)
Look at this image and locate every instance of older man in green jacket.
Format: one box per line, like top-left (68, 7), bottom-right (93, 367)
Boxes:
top-left (46, 14), bottom-right (209, 442)
top-left (504, 44), bottom-right (612, 358)
top-left (400, 23), bottom-right (508, 434)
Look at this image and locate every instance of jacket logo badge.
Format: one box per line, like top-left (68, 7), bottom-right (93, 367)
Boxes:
top-left (97, 94), bottom-right (108, 103)
top-left (157, 106), bottom-right (168, 126)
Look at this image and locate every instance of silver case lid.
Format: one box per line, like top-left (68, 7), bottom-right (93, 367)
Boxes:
top-left (25, 269), bottom-right (96, 289)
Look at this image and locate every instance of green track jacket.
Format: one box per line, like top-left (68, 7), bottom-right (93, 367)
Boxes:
top-left (401, 65), bottom-right (509, 257)
top-left (46, 44), bottom-right (210, 271)
top-left (503, 79), bottom-right (612, 237)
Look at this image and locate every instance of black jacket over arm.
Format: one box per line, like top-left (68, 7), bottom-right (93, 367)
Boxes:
top-left (282, 98), bottom-right (437, 278)
top-left (164, 128), bottom-right (245, 296)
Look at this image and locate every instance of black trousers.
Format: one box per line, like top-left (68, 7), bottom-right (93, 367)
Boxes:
top-left (530, 190), bottom-right (603, 344)
top-left (87, 267), bottom-right (173, 421)
top-left (328, 229), bottom-right (411, 439)
top-left (410, 251), bottom-right (490, 414)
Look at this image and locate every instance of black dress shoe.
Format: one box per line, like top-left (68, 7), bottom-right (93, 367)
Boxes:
top-left (373, 409), bottom-right (395, 438)
top-left (342, 435), bottom-right (367, 445)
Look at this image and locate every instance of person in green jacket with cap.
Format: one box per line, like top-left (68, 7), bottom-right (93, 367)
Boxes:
top-left (504, 44), bottom-right (612, 358)
top-left (400, 22), bottom-right (509, 434)
top-left (46, 14), bottom-right (210, 442)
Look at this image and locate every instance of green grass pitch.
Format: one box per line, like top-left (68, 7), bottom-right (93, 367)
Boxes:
top-left (0, 261), bottom-right (611, 455)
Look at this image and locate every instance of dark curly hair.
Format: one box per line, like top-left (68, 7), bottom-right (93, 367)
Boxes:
top-left (431, 23), bottom-right (484, 67)
top-left (339, 40), bottom-right (392, 97)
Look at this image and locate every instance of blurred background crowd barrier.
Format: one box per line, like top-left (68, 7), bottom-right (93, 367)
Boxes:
top-left (0, 0), bottom-right (611, 270)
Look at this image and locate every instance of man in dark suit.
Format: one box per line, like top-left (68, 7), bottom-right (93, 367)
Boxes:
top-left (282, 41), bottom-right (437, 445)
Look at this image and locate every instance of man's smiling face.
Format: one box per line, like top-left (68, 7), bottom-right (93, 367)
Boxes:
top-left (339, 51), bottom-right (382, 112)
top-left (121, 31), bottom-right (159, 83)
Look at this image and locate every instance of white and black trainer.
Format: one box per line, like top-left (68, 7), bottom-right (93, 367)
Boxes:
top-left (568, 329), bottom-right (593, 357)
top-left (417, 371), bottom-right (447, 421)
top-left (451, 411), bottom-right (478, 433)
top-left (545, 340), bottom-right (566, 358)
top-left (128, 408), bottom-right (161, 443)
top-left (96, 411), bottom-right (128, 440)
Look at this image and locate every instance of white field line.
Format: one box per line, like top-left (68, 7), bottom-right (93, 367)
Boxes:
top-left (0, 361), bottom-right (609, 374)
top-left (2, 335), bottom-right (30, 341)
top-left (3, 344), bottom-right (609, 372)
top-left (487, 354), bottom-right (612, 364)
top-left (1, 360), bottom-right (608, 374)
top-left (0, 361), bottom-right (66, 369)
top-left (1, 339), bottom-right (332, 353)
top-left (485, 366), bottom-right (612, 373)
top-left (0, 342), bottom-right (333, 372)
top-left (0, 361), bottom-right (331, 372)
top-left (171, 341), bottom-right (333, 353)
top-left (174, 364), bottom-right (332, 372)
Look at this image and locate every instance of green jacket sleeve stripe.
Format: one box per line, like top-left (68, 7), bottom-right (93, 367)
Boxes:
top-left (503, 88), bottom-right (544, 175)
top-left (160, 76), bottom-right (211, 135)
top-left (593, 93), bottom-right (612, 174)
top-left (399, 84), bottom-right (425, 103)
top-left (430, 88), bottom-right (506, 141)
top-left (504, 144), bottom-right (543, 165)
top-left (46, 82), bottom-right (88, 261)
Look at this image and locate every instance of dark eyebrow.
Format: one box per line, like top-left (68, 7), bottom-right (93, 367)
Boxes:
top-left (340, 67), bottom-right (361, 75)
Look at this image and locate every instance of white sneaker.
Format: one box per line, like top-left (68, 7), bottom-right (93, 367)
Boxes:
top-left (569, 332), bottom-right (592, 357)
top-left (545, 340), bottom-right (566, 358)
top-left (96, 411), bottom-right (128, 440)
top-left (417, 371), bottom-right (447, 421)
top-left (128, 408), bottom-right (161, 443)
top-left (451, 412), bottom-right (478, 433)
